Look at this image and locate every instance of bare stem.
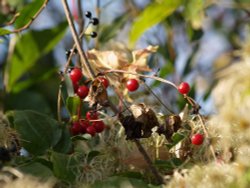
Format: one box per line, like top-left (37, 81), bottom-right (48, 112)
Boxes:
top-left (134, 139), bottom-right (164, 185)
top-left (61, 0), bottom-right (95, 79)
top-left (57, 85), bottom-right (62, 122)
top-left (197, 114), bottom-right (217, 161)
top-left (105, 69), bottom-right (177, 89)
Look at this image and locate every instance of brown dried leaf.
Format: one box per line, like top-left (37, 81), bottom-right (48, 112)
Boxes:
top-left (83, 46), bottom-right (158, 92)
top-left (130, 103), bottom-right (159, 138)
top-left (84, 78), bottom-right (109, 107)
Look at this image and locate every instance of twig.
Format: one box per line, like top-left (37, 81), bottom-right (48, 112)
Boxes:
top-left (197, 114), bottom-right (217, 161)
top-left (11, 0), bottom-right (49, 33)
top-left (105, 69), bottom-right (177, 89)
top-left (134, 139), bottom-right (164, 185)
top-left (61, 0), bottom-right (95, 79)
top-left (141, 80), bottom-right (175, 114)
top-left (57, 85), bottom-right (62, 122)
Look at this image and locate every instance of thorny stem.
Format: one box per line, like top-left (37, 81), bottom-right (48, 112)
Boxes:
top-left (105, 69), bottom-right (177, 89)
top-left (134, 139), bottom-right (164, 185)
top-left (61, 0), bottom-right (95, 79)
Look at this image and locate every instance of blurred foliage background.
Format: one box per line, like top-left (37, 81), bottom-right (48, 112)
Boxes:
top-left (1, 0), bottom-right (250, 187)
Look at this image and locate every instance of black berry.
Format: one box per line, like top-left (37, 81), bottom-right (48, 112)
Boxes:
top-left (91, 18), bottom-right (99, 25)
top-left (85, 11), bottom-right (92, 18)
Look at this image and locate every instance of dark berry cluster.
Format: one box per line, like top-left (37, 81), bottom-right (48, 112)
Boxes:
top-left (70, 111), bottom-right (106, 137)
top-left (85, 11), bottom-right (99, 38)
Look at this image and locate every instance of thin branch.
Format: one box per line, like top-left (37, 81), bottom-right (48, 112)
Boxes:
top-left (57, 85), bottom-right (62, 122)
top-left (197, 114), bottom-right (217, 161)
top-left (134, 139), bottom-right (164, 185)
top-left (11, 0), bottom-right (49, 33)
top-left (61, 0), bottom-right (95, 79)
top-left (105, 69), bottom-right (177, 89)
top-left (141, 81), bottom-right (175, 114)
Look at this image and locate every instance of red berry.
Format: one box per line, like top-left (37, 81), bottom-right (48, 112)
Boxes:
top-left (191, 133), bottom-right (204, 145)
top-left (77, 85), bottom-right (89, 99)
top-left (86, 126), bottom-right (96, 137)
top-left (98, 77), bottom-right (109, 88)
top-left (70, 68), bottom-right (83, 84)
top-left (70, 122), bottom-right (82, 136)
top-left (86, 111), bottom-right (98, 120)
top-left (178, 82), bottom-right (190, 95)
top-left (92, 121), bottom-right (105, 133)
top-left (79, 119), bottom-right (90, 133)
top-left (126, 79), bottom-right (139, 92)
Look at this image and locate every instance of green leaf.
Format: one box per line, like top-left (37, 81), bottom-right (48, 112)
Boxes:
top-left (64, 74), bottom-right (75, 97)
top-left (154, 158), bottom-right (183, 171)
top-left (184, 0), bottom-right (205, 29)
top-left (129, 0), bottom-right (183, 46)
top-left (66, 96), bottom-right (81, 116)
top-left (0, 28), bottom-right (11, 36)
top-left (14, 0), bottom-right (44, 29)
top-left (12, 110), bottom-right (62, 155)
top-left (5, 91), bottom-right (52, 114)
top-left (18, 162), bottom-right (54, 180)
top-left (53, 125), bottom-right (72, 153)
top-left (5, 21), bottom-right (67, 92)
top-left (51, 152), bottom-right (78, 183)
top-left (99, 14), bottom-right (128, 43)
top-left (166, 132), bottom-right (185, 149)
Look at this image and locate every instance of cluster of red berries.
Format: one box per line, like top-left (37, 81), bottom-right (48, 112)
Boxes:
top-left (70, 111), bottom-right (105, 137)
top-left (69, 67), bottom-right (110, 99)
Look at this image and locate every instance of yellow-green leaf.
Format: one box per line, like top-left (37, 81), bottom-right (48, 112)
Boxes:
top-left (129, 0), bottom-right (183, 47)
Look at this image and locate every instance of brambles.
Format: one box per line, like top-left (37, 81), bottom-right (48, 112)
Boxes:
top-left (191, 133), bottom-right (204, 145)
top-left (178, 82), bottom-right (190, 95)
top-left (126, 79), bottom-right (139, 92)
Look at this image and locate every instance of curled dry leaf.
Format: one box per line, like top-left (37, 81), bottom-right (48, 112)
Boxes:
top-left (84, 78), bottom-right (109, 107)
top-left (119, 103), bottom-right (159, 140)
top-left (83, 46), bottom-right (158, 93)
top-left (157, 115), bottom-right (182, 142)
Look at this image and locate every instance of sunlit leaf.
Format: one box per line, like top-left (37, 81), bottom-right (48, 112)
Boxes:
top-left (129, 0), bottom-right (183, 46)
top-left (0, 28), bottom-right (11, 36)
top-left (66, 96), bottom-right (81, 116)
